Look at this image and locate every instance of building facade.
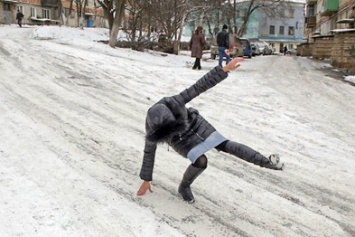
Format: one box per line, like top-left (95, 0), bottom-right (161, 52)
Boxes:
top-left (0, 0), bottom-right (106, 27)
top-left (1, 0), bottom-right (20, 24)
top-left (248, 1), bottom-right (306, 53)
top-left (305, 0), bottom-right (355, 41)
top-left (302, 0), bottom-right (355, 73)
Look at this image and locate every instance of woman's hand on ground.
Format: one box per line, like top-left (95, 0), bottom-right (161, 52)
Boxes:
top-left (137, 181), bottom-right (153, 196)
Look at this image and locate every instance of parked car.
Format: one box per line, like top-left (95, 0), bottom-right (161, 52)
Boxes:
top-left (253, 41), bottom-right (273, 55)
top-left (255, 42), bottom-right (266, 54)
top-left (286, 48), bottom-right (297, 56)
top-left (240, 38), bottom-right (252, 58)
top-left (262, 44), bottom-right (273, 55)
top-left (254, 42), bottom-right (273, 55)
top-left (251, 43), bottom-right (261, 56)
top-left (210, 34), bottom-right (244, 59)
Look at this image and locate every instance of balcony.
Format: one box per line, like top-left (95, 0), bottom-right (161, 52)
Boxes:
top-left (320, 0), bottom-right (339, 16)
top-left (41, 0), bottom-right (59, 7)
top-left (305, 16), bottom-right (316, 28)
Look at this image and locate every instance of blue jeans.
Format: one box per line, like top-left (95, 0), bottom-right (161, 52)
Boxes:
top-left (218, 46), bottom-right (231, 67)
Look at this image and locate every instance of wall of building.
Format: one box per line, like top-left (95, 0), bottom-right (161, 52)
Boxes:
top-left (297, 43), bottom-right (313, 56)
top-left (339, 0), bottom-right (355, 9)
top-left (302, 1), bottom-right (354, 73)
top-left (0, 2), bottom-right (3, 24)
top-left (257, 2), bottom-right (306, 53)
top-left (337, 0), bottom-right (355, 29)
top-left (1, 0), bottom-right (20, 24)
top-left (312, 35), bottom-right (334, 58)
top-left (331, 30), bottom-right (355, 73)
top-left (315, 0), bottom-right (355, 34)
top-left (17, 0), bottom-right (59, 25)
top-left (0, 0), bottom-right (106, 27)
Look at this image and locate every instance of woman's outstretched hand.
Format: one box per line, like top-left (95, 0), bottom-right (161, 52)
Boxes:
top-left (223, 57), bottom-right (244, 72)
top-left (137, 181), bottom-right (153, 196)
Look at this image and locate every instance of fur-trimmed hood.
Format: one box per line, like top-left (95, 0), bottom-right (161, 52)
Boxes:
top-left (145, 97), bottom-right (188, 143)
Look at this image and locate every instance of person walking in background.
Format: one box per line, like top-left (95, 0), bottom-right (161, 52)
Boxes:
top-left (136, 57), bottom-right (284, 204)
top-left (217, 24), bottom-right (231, 67)
top-left (189, 26), bottom-right (206, 70)
top-left (283, 45), bottom-right (288, 55)
top-left (16, 10), bottom-right (24, 27)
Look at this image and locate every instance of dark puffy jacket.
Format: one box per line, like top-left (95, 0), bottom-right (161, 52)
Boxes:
top-left (16, 12), bottom-right (24, 20)
top-left (139, 66), bottom-right (229, 181)
top-left (217, 30), bottom-right (229, 48)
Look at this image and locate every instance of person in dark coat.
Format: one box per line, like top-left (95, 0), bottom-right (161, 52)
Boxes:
top-left (137, 57), bottom-right (284, 203)
top-left (283, 45), bottom-right (288, 55)
top-left (189, 26), bottom-right (206, 70)
top-left (216, 24), bottom-right (231, 67)
top-left (16, 10), bottom-right (24, 28)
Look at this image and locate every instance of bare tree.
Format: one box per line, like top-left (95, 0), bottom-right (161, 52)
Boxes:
top-left (64, 0), bottom-right (74, 26)
top-left (92, 0), bottom-right (99, 28)
top-left (144, 0), bottom-right (216, 53)
top-left (109, 0), bottom-right (126, 48)
top-left (62, 0), bottom-right (88, 28)
top-left (124, 0), bottom-right (152, 50)
top-left (96, 0), bottom-right (115, 32)
top-left (200, 0), bottom-right (225, 42)
top-left (58, 0), bottom-right (64, 26)
top-left (76, 0), bottom-right (89, 28)
top-left (147, 0), bottom-right (181, 40)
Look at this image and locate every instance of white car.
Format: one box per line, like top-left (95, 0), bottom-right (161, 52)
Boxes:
top-left (255, 42), bottom-right (273, 55)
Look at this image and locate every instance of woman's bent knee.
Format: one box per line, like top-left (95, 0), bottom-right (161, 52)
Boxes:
top-left (193, 155), bottom-right (208, 168)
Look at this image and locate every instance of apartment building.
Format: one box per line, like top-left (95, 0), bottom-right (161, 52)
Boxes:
top-left (305, 0), bottom-right (355, 42)
top-left (253, 1), bottom-right (306, 53)
top-left (302, 0), bottom-right (355, 73)
top-left (0, 0), bottom-right (106, 27)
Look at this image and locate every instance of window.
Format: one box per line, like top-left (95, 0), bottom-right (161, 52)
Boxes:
top-left (30, 7), bottom-right (37, 18)
top-left (308, 5), bottom-right (315, 16)
top-left (17, 5), bottom-right (24, 14)
top-left (279, 10), bottom-right (285, 18)
top-left (42, 9), bottom-right (50, 19)
top-left (269, 25), bottom-right (275, 35)
top-left (289, 9), bottom-right (295, 18)
top-left (4, 3), bottom-right (10, 10)
top-left (279, 26), bottom-right (284, 35)
top-left (288, 26), bottom-right (294, 36)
